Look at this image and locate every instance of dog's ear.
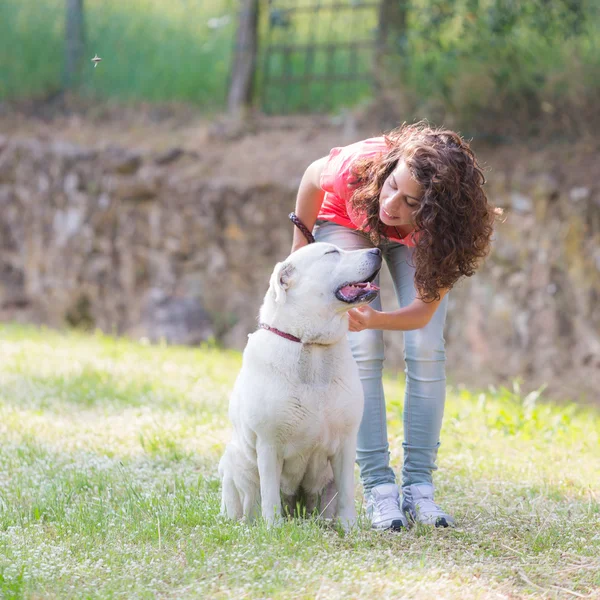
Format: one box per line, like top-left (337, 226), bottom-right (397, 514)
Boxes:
top-left (269, 261), bottom-right (295, 304)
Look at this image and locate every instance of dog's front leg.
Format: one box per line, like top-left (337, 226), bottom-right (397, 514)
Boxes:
top-left (331, 437), bottom-right (358, 531)
top-left (256, 438), bottom-right (283, 526)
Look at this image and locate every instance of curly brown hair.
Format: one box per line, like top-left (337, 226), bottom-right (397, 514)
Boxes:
top-left (349, 121), bottom-right (498, 302)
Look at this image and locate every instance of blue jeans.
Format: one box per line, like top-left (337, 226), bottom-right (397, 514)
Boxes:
top-left (313, 220), bottom-right (449, 492)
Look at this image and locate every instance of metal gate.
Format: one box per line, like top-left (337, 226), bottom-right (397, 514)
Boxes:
top-left (260, 0), bottom-right (382, 114)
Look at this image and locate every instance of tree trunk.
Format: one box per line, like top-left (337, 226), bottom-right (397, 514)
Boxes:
top-left (64, 0), bottom-right (85, 90)
top-left (374, 0), bottom-right (407, 90)
top-left (227, 0), bottom-right (260, 120)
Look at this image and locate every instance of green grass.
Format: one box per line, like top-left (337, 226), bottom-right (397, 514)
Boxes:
top-left (0, 323), bottom-right (598, 598)
top-left (0, 0), bottom-right (236, 107)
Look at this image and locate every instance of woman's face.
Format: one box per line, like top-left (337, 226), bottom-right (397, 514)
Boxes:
top-left (379, 159), bottom-right (423, 227)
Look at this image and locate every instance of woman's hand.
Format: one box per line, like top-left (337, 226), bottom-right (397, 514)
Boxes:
top-left (348, 305), bottom-right (381, 332)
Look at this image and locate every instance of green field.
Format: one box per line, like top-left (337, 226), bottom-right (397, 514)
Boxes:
top-left (0, 0), bottom-right (236, 107)
top-left (0, 324), bottom-right (598, 598)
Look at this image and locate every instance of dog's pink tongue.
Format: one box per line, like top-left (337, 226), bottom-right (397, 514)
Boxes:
top-left (339, 281), bottom-right (380, 300)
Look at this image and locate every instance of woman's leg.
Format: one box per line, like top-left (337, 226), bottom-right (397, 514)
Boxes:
top-left (312, 221), bottom-right (396, 493)
top-left (383, 243), bottom-right (449, 488)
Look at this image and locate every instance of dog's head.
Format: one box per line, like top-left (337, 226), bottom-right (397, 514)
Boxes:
top-left (260, 242), bottom-right (382, 343)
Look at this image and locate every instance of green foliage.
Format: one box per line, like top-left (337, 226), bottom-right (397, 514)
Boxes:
top-left (481, 381), bottom-right (576, 440)
top-left (2, 0), bottom-right (599, 127)
top-left (386, 0), bottom-right (600, 134)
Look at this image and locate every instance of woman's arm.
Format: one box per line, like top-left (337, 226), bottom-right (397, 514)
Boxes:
top-left (348, 290), bottom-right (449, 332)
top-left (291, 156), bottom-right (328, 253)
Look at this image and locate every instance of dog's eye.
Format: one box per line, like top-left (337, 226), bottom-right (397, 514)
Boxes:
top-left (324, 249), bottom-right (339, 256)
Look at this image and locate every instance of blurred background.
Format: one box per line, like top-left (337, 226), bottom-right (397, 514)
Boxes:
top-left (0, 0), bottom-right (599, 402)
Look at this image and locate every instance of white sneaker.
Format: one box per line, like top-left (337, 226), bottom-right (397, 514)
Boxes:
top-left (402, 483), bottom-right (455, 527)
top-left (365, 483), bottom-right (408, 531)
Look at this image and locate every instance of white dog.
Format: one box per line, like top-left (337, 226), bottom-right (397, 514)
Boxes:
top-left (218, 242), bottom-right (381, 529)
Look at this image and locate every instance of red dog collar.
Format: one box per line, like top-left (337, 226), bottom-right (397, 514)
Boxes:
top-left (258, 323), bottom-right (302, 343)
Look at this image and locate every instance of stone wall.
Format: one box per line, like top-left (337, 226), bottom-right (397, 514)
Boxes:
top-left (0, 133), bottom-right (598, 401)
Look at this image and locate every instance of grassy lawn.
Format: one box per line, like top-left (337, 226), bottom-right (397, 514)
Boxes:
top-left (0, 324), bottom-right (598, 599)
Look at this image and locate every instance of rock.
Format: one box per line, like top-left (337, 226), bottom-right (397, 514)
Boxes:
top-left (594, 248), bottom-right (600, 272)
top-left (105, 148), bottom-right (142, 174)
top-left (0, 133), bottom-right (599, 400)
top-left (141, 288), bottom-right (214, 345)
top-left (510, 192), bottom-right (533, 214)
top-left (0, 143), bottom-right (16, 183)
top-left (154, 148), bottom-right (184, 165)
top-left (569, 187), bottom-right (590, 202)
top-left (113, 177), bottom-right (157, 201)
top-left (531, 173), bottom-right (559, 200)
top-left (51, 140), bottom-right (96, 161)
top-left (64, 172), bottom-right (79, 194)
top-left (53, 208), bottom-right (84, 246)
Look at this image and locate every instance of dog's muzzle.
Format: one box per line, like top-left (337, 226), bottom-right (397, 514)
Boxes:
top-left (335, 261), bottom-right (382, 304)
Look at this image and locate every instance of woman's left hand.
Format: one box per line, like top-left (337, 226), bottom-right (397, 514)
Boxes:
top-left (348, 305), bottom-right (380, 332)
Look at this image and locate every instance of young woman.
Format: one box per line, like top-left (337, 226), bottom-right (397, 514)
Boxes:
top-left (290, 122), bottom-right (497, 530)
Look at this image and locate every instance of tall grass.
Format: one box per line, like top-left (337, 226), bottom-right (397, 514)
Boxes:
top-left (0, 0), bottom-right (236, 108)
